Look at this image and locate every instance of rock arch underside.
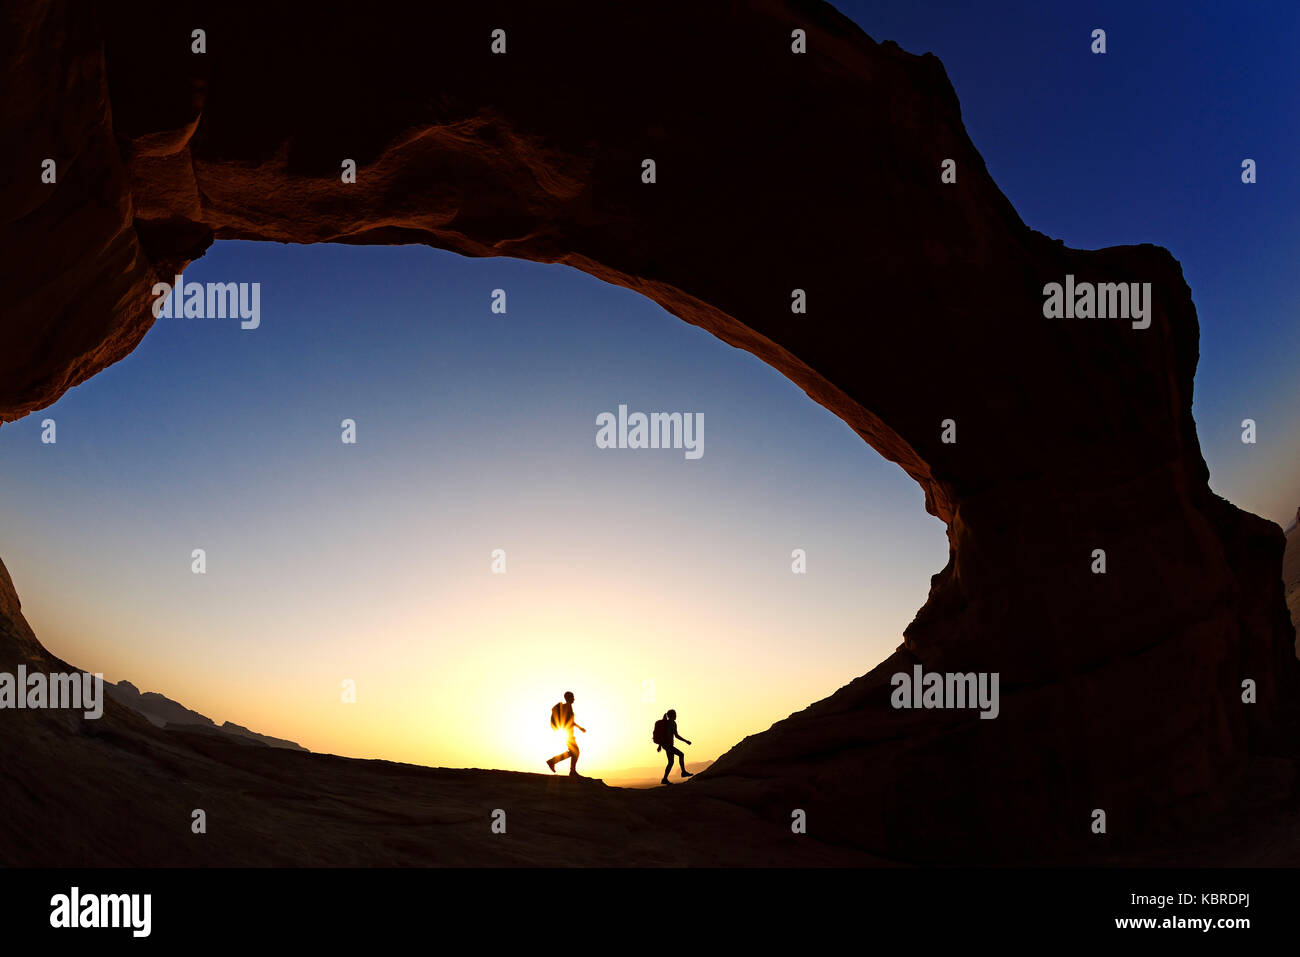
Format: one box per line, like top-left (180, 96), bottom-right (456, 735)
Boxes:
top-left (2, 0), bottom-right (1297, 865)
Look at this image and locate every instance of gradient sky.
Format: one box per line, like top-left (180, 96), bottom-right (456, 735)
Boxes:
top-left (2, 1), bottom-right (1296, 774)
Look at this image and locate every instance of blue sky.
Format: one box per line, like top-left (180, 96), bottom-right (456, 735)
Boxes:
top-left (1, 243), bottom-right (947, 767)
top-left (0, 1), bottom-right (1295, 766)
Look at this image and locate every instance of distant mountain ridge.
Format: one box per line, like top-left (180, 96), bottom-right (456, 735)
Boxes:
top-left (601, 759), bottom-right (716, 788)
top-left (106, 680), bottom-right (307, 751)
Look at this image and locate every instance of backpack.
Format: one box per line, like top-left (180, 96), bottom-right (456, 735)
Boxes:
top-left (551, 703), bottom-right (564, 730)
top-left (652, 718), bottom-right (671, 746)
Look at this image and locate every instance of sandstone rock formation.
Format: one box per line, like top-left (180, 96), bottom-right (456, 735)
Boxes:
top-left (1284, 514), bottom-right (1300, 651)
top-left (2, 0), bottom-right (1297, 863)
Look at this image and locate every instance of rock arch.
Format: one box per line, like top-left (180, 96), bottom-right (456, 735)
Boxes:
top-left (2, 0), bottom-right (1295, 862)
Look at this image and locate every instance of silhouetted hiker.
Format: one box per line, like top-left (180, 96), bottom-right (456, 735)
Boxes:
top-left (547, 691), bottom-right (586, 777)
top-left (653, 709), bottom-right (692, 785)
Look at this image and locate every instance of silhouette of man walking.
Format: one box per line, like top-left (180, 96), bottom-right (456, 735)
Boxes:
top-left (656, 709), bottom-right (693, 785)
top-left (547, 691), bottom-right (586, 777)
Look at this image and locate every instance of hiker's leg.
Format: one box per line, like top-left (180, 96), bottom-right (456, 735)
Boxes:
top-left (568, 740), bottom-right (580, 774)
top-left (550, 750), bottom-right (571, 765)
top-left (664, 750), bottom-right (674, 780)
top-left (674, 747), bottom-right (685, 770)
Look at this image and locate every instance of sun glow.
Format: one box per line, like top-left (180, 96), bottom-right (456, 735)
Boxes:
top-left (494, 677), bottom-right (636, 774)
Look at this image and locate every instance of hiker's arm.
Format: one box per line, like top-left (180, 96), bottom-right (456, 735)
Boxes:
top-left (577, 724), bottom-right (586, 733)
top-left (676, 732), bottom-right (691, 744)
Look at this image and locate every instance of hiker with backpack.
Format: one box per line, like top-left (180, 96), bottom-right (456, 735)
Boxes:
top-left (653, 709), bottom-right (692, 785)
top-left (546, 691), bottom-right (586, 776)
